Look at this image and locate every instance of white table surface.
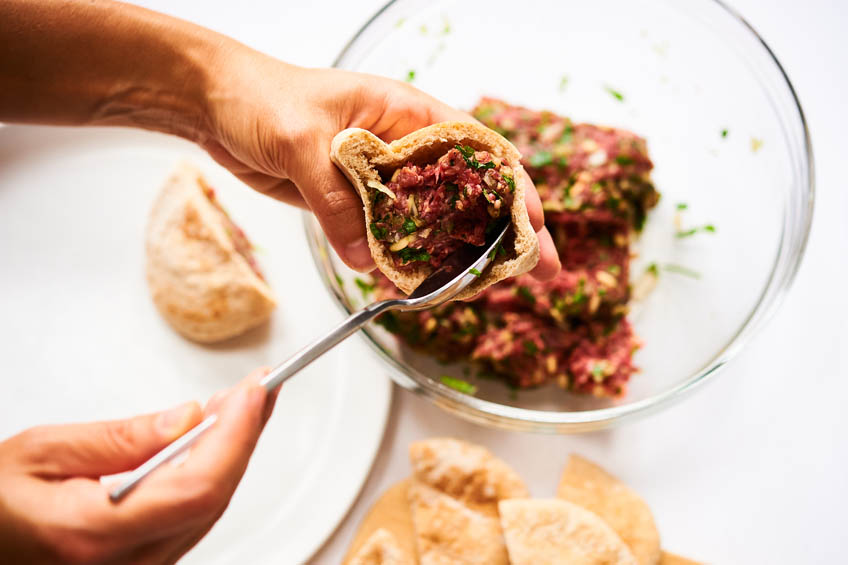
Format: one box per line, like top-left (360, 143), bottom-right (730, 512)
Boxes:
top-left (122, 1), bottom-right (846, 562)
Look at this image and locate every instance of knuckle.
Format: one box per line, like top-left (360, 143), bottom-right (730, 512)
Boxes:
top-left (104, 420), bottom-right (138, 455)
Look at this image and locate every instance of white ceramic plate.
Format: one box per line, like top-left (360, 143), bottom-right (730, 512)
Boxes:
top-left (0, 125), bottom-right (391, 564)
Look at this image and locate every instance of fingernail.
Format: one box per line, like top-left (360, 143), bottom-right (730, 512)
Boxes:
top-left (156, 402), bottom-right (197, 438)
top-left (344, 238), bottom-right (375, 271)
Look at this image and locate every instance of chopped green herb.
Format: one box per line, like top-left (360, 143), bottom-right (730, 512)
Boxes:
top-left (377, 311), bottom-right (401, 333)
top-left (559, 125), bottom-right (574, 143)
top-left (721, 128), bottom-right (728, 138)
top-left (663, 263), bottom-right (701, 279)
top-left (591, 364), bottom-right (604, 379)
top-left (469, 268), bottom-right (482, 277)
top-left (676, 202), bottom-right (688, 210)
top-left (394, 17), bottom-right (406, 28)
top-left (615, 155), bottom-right (634, 166)
top-left (646, 262), bottom-right (659, 277)
top-left (607, 196), bottom-right (621, 210)
top-left (334, 274), bottom-right (344, 287)
top-left (405, 70), bottom-right (416, 83)
top-left (402, 218), bottom-right (418, 235)
top-left (558, 75), bottom-right (569, 92)
top-left (676, 224), bottom-right (717, 238)
top-left (516, 286), bottom-right (536, 304)
top-left (606, 264), bottom-right (621, 275)
top-left (528, 150), bottom-right (553, 168)
top-left (419, 24), bottom-right (428, 34)
top-left (440, 16), bottom-right (452, 35)
top-left (455, 144), bottom-right (495, 171)
top-left (397, 247), bottom-right (431, 263)
top-left (440, 376), bottom-right (477, 395)
top-left (590, 182), bottom-right (602, 193)
top-left (503, 174), bottom-right (516, 192)
top-left (487, 242), bottom-right (506, 261)
top-left (354, 277), bottom-right (376, 297)
top-left (573, 279), bottom-right (587, 305)
top-left (604, 86), bottom-right (625, 102)
top-left (522, 340), bottom-right (539, 355)
top-left (557, 156), bottom-right (569, 170)
top-left (369, 222), bottom-right (387, 240)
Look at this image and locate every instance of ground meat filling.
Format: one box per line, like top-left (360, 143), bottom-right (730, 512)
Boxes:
top-left (201, 184), bottom-right (265, 281)
top-left (373, 100), bottom-right (659, 398)
top-left (369, 146), bottom-right (516, 269)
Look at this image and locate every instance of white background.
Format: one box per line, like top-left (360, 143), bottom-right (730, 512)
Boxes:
top-left (125, 1), bottom-right (845, 562)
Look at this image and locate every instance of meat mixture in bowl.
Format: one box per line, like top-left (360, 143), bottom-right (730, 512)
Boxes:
top-left (368, 145), bottom-right (516, 269)
top-left (373, 99), bottom-right (659, 398)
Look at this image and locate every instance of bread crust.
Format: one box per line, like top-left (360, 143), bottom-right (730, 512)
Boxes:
top-left (330, 122), bottom-right (539, 299)
top-left (145, 163), bottom-right (276, 343)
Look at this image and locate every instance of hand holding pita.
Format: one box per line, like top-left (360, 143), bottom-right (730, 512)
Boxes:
top-left (0, 369), bottom-right (279, 564)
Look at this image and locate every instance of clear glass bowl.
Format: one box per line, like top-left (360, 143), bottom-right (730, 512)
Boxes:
top-left (304, 0), bottom-right (814, 432)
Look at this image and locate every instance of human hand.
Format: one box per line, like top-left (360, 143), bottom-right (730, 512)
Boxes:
top-left (196, 51), bottom-right (560, 280)
top-left (0, 369), bottom-right (279, 564)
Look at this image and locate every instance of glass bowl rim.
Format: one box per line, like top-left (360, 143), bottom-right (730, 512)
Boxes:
top-left (308, 0), bottom-right (816, 432)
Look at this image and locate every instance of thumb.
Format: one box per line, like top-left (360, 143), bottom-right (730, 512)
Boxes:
top-left (288, 145), bottom-right (375, 272)
top-left (18, 401), bottom-right (202, 478)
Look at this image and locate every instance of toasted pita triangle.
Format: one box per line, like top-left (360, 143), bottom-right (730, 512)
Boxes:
top-left (499, 498), bottom-right (637, 565)
top-left (409, 481), bottom-right (507, 565)
top-left (347, 528), bottom-right (413, 565)
top-left (344, 480), bottom-right (417, 565)
top-left (557, 455), bottom-right (661, 565)
top-left (659, 551), bottom-right (701, 565)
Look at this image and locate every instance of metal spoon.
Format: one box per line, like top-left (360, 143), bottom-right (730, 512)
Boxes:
top-left (109, 218), bottom-right (510, 501)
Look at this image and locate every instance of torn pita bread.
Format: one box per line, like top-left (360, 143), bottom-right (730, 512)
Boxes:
top-left (409, 481), bottom-right (507, 565)
top-left (499, 498), bottom-right (637, 565)
top-left (659, 552), bottom-right (701, 565)
top-left (408, 438), bottom-right (529, 517)
top-left (146, 163), bottom-right (275, 343)
top-left (347, 528), bottom-right (413, 565)
top-left (557, 455), bottom-right (661, 565)
top-left (407, 438), bottom-right (528, 564)
top-left (330, 121), bottom-right (539, 300)
top-left (344, 480), bottom-right (417, 565)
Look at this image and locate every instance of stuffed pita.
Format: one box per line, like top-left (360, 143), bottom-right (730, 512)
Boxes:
top-left (146, 163), bottom-right (275, 342)
top-left (330, 122), bottom-right (539, 299)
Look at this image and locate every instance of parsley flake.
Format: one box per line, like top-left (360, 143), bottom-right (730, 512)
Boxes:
top-left (440, 376), bottom-right (477, 395)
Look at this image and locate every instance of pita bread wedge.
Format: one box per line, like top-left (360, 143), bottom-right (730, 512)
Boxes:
top-left (347, 528), bottom-right (413, 565)
top-left (659, 552), bottom-right (701, 565)
top-left (146, 163), bottom-right (275, 343)
top-left (499, 499), bottom-right (637, 565)
top-left (557, 455), bottom-right (661, 565)
top-left (407, 438), bottom-right (528, 565)
top-left (330, 122), bottom-right (539, 300)
top-left (344, 480), bottom-right (417, 565)
top-left (409, 438), bottom-right (529, 517)
top-left (409, 481), bottom-right (507, 565)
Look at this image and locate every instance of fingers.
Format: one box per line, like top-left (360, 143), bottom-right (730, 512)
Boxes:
top-left (520, 169), bottom-right (545, 233)
top-left (288, 149), bottom-right (375, 272)
top-left (529, 226), bottom-right (561, 281)
top-left (14, 402), bottom-right (203, 478)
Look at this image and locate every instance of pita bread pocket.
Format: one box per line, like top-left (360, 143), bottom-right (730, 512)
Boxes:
top-left (557, 455), bottom-right (661, 565)
top-left (330, 122), bottom-right (539, 300)
top-left (145, 162), bottom-right (276, 343)
top-left (344, 480), bottom-right (417, 565)
top-left (499, 498), bottom-right (637, 565)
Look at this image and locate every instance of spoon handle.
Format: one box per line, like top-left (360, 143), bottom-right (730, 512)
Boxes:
top-left (108, 298), bottom-right (401, 502)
